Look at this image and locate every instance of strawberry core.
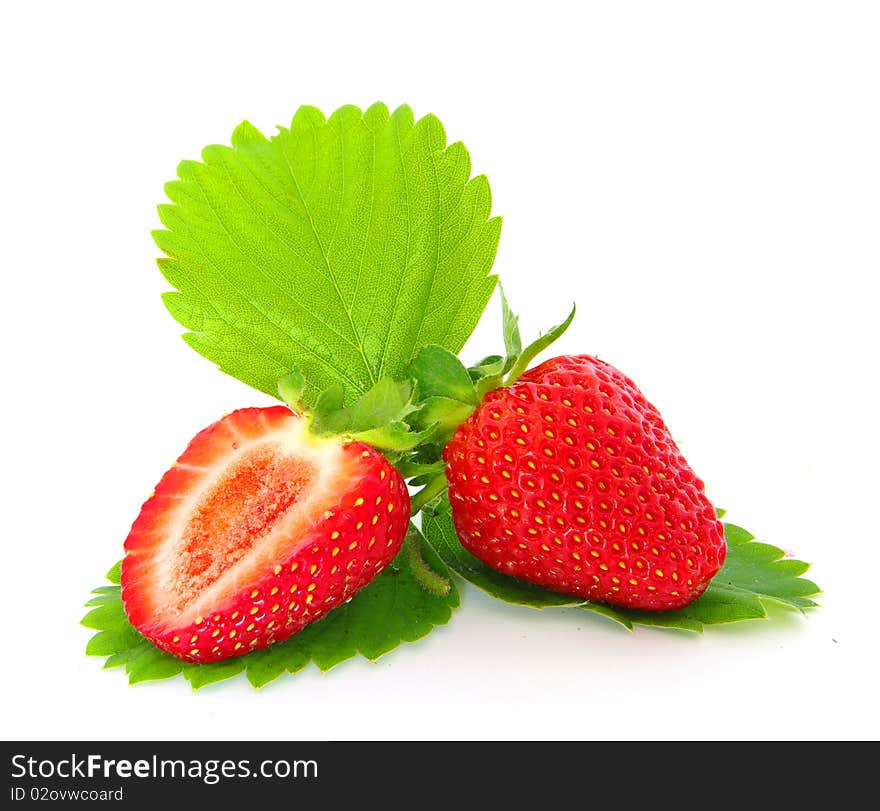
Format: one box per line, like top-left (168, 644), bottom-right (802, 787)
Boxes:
top-left (170, 447), bottom-right (315, 609)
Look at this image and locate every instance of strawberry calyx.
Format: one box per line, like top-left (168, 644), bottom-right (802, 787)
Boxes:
top-left (274, 289), bottom-right (577, 533)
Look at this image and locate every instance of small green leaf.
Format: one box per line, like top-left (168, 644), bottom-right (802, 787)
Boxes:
top-left (499, 286), bottom-right (522, 373)
top-left (84, 523), bottom-right (459, 689)
top-left (106, 561), bottom-right (122, 584)
top-left (410, 345), bottom-right (478, 405)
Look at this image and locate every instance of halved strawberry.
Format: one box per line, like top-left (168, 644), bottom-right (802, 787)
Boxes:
top-left (121, 406), bottom-right (409, 662)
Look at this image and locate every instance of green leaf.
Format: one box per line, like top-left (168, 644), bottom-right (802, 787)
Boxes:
top-left (84, 524), bottom-right (459, 689)
top-left (410, 345), bottom-right (478, 405)
top-left (156, 103), bottom-right (501, 405)
top-left (426, 497), bottom-right (819, 631)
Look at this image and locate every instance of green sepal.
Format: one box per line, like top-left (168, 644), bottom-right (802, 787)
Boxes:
top-left (347, 421), bottom-right (438, 452)
top-left (499, 285), bottom-right (522, 373)
top-left (467, 355), bottom-right (505, 383)
top-left (277, 367), bottom-right (308, 412)
top-left (504, 303), bottom-right (576, 385)
top-left (410, 345), bottom-right (478, 405)
top-left (408, 396), bottom-right (475, 441)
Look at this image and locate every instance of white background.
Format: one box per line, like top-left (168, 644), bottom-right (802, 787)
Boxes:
top-left (2, 1), bottom-right (877, 741)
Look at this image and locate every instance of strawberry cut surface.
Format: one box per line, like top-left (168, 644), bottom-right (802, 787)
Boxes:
top-left (121, 406), bottom-right (410, 662)
top-left (443, 355), bottom-right (726, 610)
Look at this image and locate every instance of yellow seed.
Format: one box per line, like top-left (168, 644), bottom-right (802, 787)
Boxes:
top-left (273, 565), bottom-right (282, 575)
top-left (270, 586), bottom-right (279, 596)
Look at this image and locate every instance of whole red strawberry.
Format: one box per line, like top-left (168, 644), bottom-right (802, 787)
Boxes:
top-left (121, 406), bottom-right (409, 662)
top-left (443, 355), bottom-right (725, 610)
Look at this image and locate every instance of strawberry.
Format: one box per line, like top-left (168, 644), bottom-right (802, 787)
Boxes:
top-left (443, 355), bottom-right (725, 610)
top-left (121, 406), bottom-right (409, 662)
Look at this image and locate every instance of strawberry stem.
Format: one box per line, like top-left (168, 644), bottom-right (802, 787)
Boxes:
top-left (404, 533), bottom-right (451, 597)
top-left (409, 473), bottom-right (449, 516)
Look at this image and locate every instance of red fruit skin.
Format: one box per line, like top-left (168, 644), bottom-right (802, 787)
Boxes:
top-left (121, 407), bottom-right (410, 662)
top-left (443, 355), bottom-right (725, 610)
